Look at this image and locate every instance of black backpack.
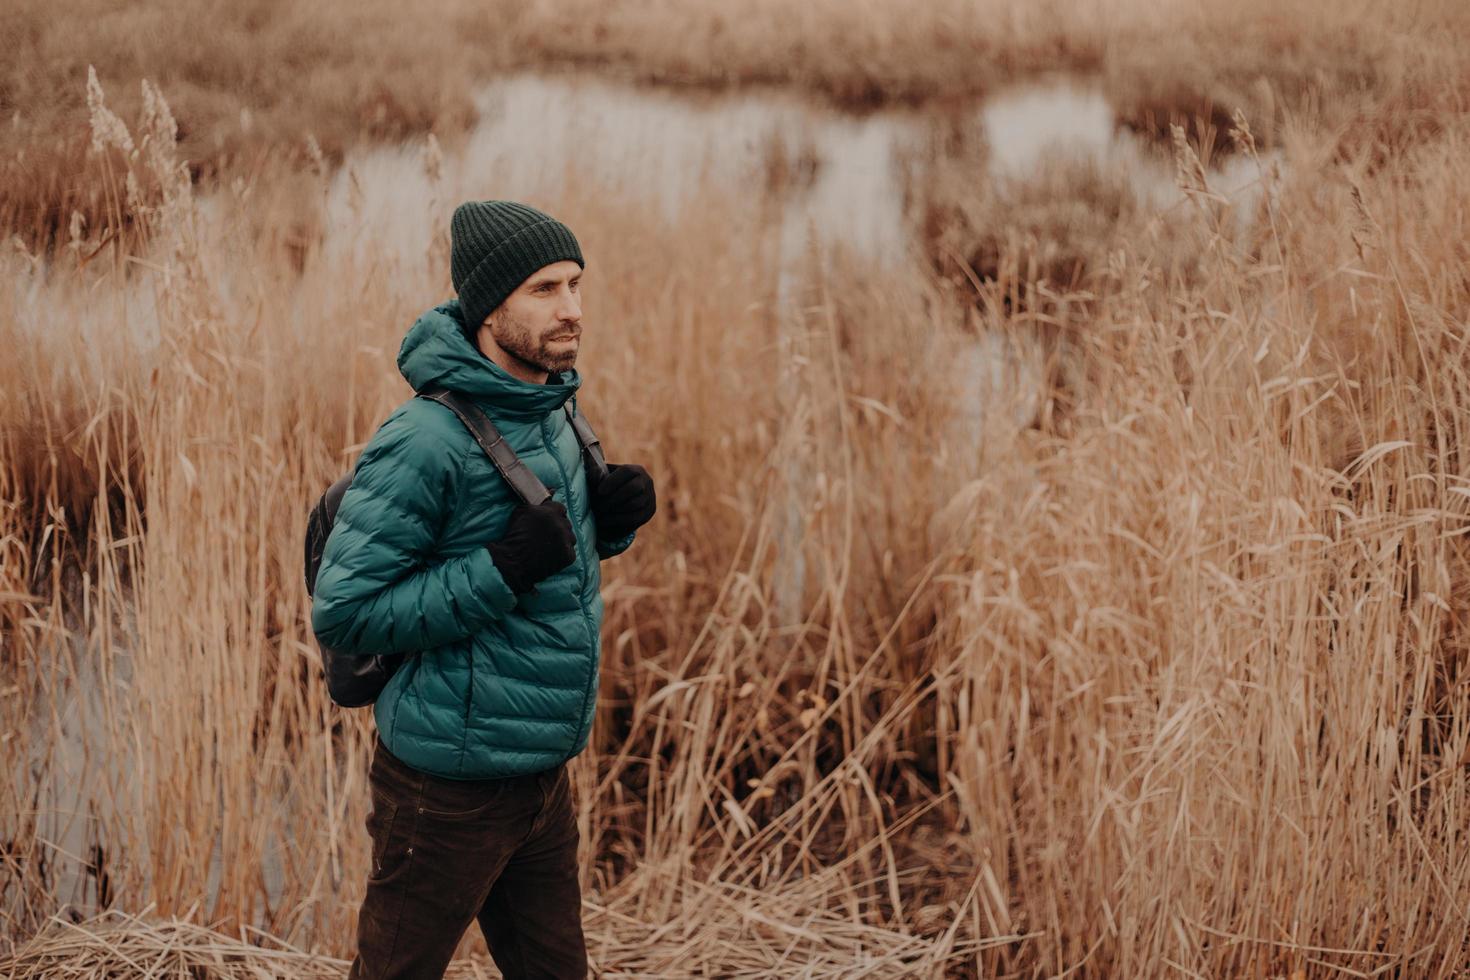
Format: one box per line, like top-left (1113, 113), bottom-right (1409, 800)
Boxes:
top-left (303, 383), bottom-right (608, 708)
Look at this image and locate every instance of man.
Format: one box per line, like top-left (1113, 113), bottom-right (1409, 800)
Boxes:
top-left (311, 199), bottom-right (656, 979)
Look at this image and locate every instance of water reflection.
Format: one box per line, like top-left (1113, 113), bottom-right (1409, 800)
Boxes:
top-left (980, 77), bottom-right (1272, 217)
top-left (325, 70), bottom-right (1277, 302)
top-left (6, 606), bottom-right (296, 927)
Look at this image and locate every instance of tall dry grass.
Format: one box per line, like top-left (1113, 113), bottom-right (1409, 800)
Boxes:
top-left (4, 21), bottom-right (1470, 980)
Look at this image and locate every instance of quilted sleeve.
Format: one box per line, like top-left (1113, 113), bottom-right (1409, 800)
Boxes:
top-left (310, 410), bottom-right (519, 656)
top-left (595, 528), bottom-right (637, 561)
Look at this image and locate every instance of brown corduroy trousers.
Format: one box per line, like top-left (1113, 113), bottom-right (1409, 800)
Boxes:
top-left (347, 734), bottom-right (589, 980)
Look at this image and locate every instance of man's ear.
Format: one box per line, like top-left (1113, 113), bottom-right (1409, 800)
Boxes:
top-left (469, 317), bottom-right (493, 355)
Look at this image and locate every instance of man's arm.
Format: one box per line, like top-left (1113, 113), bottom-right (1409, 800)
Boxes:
top-left (588, 462), bottom-right (654, 560)
top-left (595, 529), bottom-right (636, 561)
top-left (311, 411), bottom-right (519, 656)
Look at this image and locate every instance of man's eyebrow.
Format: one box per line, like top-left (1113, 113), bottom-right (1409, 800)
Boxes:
top-left (529, 272), bottom-right (581, 289)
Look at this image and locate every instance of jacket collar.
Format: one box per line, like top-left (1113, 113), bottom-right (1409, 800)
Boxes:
top-left (397, 297), bottom-right (580, 420)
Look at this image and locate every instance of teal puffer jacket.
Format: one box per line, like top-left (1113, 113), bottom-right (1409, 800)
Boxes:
top-left (310, 298), bottom-right (635, 779)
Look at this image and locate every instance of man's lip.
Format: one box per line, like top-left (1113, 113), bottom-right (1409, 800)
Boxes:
top-left (549, 334), bottom-right (580, 341)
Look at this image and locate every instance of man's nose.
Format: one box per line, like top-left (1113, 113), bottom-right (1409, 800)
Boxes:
top-left (558, 287), bottom-right (581, 322)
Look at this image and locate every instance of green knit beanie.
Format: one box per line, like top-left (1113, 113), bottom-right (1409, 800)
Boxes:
top-left (449, 200), bottom-right (585, 341)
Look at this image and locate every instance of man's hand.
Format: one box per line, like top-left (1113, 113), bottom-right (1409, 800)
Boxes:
top-left (589, 463), bottom-right (656, 541)
top-left (485, 497), bottom-right (578, 594)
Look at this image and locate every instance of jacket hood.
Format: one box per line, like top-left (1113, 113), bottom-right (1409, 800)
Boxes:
top-left (397, 297), bottom-right (581, 419)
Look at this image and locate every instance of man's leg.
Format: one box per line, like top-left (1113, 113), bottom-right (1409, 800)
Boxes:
top-left (349, 737), bottom-right (531, 980)
top-left (476, 764), bottom-right (589, 980)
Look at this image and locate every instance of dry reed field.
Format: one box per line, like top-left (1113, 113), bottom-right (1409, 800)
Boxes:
top-left (4, 0), bottom-right (1470, 976)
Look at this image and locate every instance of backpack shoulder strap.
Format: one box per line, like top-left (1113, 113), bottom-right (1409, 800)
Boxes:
top-left (418, 385), bottom-right (553, 505)
top-left (564, 396), bottom-right (610, 484)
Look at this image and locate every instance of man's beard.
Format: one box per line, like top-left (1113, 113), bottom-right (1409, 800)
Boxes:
top-left (490, 310), bottom-right (579, 374)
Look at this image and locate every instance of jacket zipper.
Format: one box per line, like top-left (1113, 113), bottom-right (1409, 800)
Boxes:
top-left (543, 413), bottom-right (599, 757)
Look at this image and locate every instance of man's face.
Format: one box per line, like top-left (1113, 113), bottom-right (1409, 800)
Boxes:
top-left (475, 260), bottom-right (583, 380)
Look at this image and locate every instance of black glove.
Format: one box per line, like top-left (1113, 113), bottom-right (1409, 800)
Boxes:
top-left (484, 497), bottom-right (577, 594)
top-left (589, 463), bottom-right (656, 541)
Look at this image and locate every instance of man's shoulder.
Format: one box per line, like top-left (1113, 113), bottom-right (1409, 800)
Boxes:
top-left (363, 394), bottom-right (473, 468)
top-left (395, 393), bottom-right (475, 444)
